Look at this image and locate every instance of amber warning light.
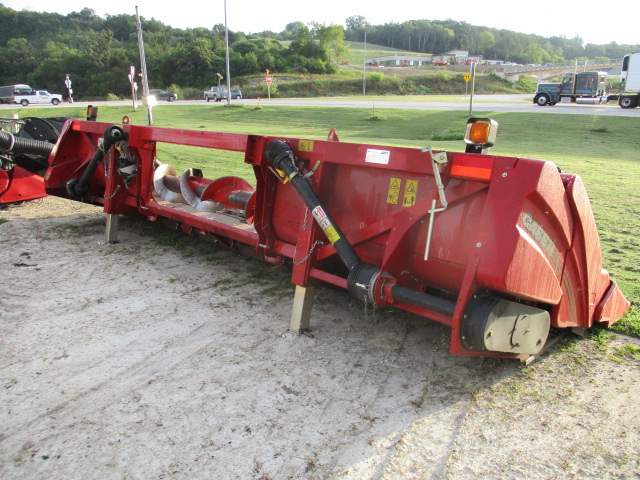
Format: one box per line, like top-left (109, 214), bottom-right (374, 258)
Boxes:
top-left (464, 118), bottom-right (498, 154)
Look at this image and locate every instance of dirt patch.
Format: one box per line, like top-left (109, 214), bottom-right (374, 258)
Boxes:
top-left (1, 198), bottom-right (639, 479)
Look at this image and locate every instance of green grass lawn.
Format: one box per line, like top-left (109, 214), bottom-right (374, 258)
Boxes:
top-left (5, 103), bottom-right (639, 332)
top-left (344, 41), bottom-right (432, 66)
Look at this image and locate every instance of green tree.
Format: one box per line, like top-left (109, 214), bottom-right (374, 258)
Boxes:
top-left (311, 23), bottom-right (350, 64)
top-left (281, 22), bottom-right (305, 40)
top-left (479, 31), bottom-right (496, 56)
top-left (288, 25), bottom-right (326, 60)
top-left (158, 37), bottom-right (218, 87)
top-left (0, 38), bottom-right (39, 81)
top-left (345, 15), bottom-right (369, 41)
top-left (236, 51), bottom-right (259, 75)
top-left (523, 43), bottom-right (550, 64)
top-left (104, 14), bottom-right (137, 41)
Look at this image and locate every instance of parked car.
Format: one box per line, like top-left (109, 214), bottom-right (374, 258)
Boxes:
top-left (149, 89), bottom-right (177, 102)
top-left (230, 89), bottom-right (242, 99)
top-left (431, 61), bottom-right (448, 66)
top-left (204, 86), bottom-right (227, 102)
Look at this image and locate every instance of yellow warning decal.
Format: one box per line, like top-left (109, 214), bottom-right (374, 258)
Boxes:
top-left (325, 225), bottom-right (341, 245)
top-left (403, 179), bottom-right (419, 207)
top-left (298, 140), bottom-right (314, 152)
top-left (387, 177), bottom-right (401, 205)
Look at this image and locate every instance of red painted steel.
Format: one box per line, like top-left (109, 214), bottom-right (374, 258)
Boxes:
top-left (0, 165), bottom-right (46, 204)
top-left (39, 119), bottom-right (629, 359)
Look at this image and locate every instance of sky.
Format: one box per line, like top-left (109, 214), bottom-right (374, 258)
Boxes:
top-left (4, 0), bottom-right (639, 46)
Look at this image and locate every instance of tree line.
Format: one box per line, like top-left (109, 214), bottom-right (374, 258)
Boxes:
top-left (344, 15), bottom-right (638, 65)
top-left (0, 6), bottom-right (347, 98)
top-left (1, 5), bottom-right (637, 99)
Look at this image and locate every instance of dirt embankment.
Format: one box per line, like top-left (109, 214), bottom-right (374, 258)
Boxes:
top-left (1, 197), bottom-right (639, 480)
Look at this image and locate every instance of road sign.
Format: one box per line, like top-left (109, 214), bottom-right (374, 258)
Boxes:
top-left (464, 73), bottom-right (471, 83)
top-left (266, 75), bottom-right (272, 85)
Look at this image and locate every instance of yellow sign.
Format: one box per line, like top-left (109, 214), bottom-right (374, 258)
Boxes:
top-left (403, 179), bottom-right (419, 207)
top-left (298, 140), bottom-right (314, 152)
top-left (464, 73), bottom-right (471, 83)
top-left (387, 177), bottom-right (401, 204)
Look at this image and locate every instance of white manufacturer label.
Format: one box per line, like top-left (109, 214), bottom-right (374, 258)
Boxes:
top-left (365, 149), bottom-right (391, 165)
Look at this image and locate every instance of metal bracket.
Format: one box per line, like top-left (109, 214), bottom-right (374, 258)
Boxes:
top-left (423, 146), bottom-right (448, 210)
top-left (421, 146), bottom-right (449, 260)
top-left (303, 160), bottom-right (321, 180)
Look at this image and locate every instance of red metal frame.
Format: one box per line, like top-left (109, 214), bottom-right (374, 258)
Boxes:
top-left (41, 119), bottom-right (630, 358)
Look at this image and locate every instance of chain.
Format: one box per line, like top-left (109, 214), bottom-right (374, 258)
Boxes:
top-left (292, 208), bottom-right (321, 265)
top-left (292, 240), bottom-right (325, 265)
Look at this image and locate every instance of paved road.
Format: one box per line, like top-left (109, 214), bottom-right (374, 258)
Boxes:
top-left (232, 94), bottom-right (639, 117)
top-left (2, 94), bottom-right (638, 117)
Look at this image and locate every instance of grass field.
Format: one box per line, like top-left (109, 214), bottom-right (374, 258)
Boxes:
top-left (4, 103), bottom-right (639, 332)
top-left (344, 41), bottom-right (432, 66)
top-left (280, 41), bottom-right (429, 67)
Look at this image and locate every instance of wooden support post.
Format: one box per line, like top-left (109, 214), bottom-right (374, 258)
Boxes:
top-left (289, 285), bottom-right (315, 332)
top-left (105, 213), bottom-right (119, 244)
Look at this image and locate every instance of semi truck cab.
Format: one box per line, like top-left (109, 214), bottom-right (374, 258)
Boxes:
top-left (534, 71), bottom-right (607, 106)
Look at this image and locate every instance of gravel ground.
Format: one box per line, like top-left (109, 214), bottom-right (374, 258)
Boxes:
top-left (1, 197), bottom-right (639, 480)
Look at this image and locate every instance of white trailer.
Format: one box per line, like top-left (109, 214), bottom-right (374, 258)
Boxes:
top-left (616, 53), bottom-right (640, 108)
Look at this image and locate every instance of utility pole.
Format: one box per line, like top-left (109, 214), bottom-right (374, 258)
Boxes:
top-left (136, 6), bottom-right (152, 125)
top-left (468, 62), bottom-right (476, 116)
top-left (224, 0), bottom-right (231, 106)
top-left (362, 31), bottom-right (367, 96)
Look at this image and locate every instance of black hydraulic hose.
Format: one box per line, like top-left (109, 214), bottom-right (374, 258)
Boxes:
top-left (66, 125), bottom-right (127, 198)
top-left (0, 130), bottom-right (54, 158)
top-left (390, 285), bottom-right (456, 317)
top-left (265, 140), bottom-right (360, 271)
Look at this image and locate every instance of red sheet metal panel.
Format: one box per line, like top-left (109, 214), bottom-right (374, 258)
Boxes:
top-left (0, 165), bottom-right (46, 203)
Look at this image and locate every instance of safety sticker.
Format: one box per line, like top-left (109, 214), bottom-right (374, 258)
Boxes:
top-left (403, 179), bottom-right (419, 207)
top-left (387, 177), bottom-right (401, 205)
top-left (299, 140), bottom-right (314, 152)
top-left (365, 149), bottom-right (391, 165)
top-left (312, 206), bottom-right (341, 244)
top-left (324, 226), bottom-right (341, 244)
